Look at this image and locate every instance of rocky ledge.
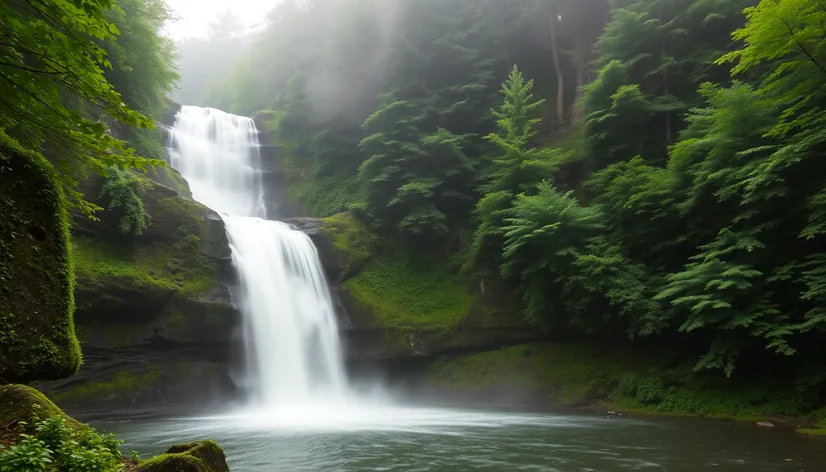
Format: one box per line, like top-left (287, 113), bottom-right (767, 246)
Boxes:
top-left (286, 213), bottom-right (547, 363)
top-left (36, 170), bottom-right (240, 417)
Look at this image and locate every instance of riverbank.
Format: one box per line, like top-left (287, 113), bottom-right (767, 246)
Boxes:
top-left (417, 342), bottom-right (826, 436)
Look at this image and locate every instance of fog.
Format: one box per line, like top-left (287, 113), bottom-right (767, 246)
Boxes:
top-left (164, 0), bottom-right (278, 39)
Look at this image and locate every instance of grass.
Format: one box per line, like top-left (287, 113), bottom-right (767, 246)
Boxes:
top-left (343, 251), bottom-right (475, 330)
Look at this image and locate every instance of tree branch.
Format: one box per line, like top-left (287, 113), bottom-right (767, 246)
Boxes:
top-left (775, 13), bottom-right (826, 76)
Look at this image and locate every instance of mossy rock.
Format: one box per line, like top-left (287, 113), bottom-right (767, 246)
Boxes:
top-left (72, 172), bottom-right (228, 257)
top-left (0, 132), bottom-right (81, 383)
top-left (315, 212), bottom-right (377, 283)
top-left (0, 384), bottom-right (81, 444)
top-left (139, 441), bottom-right (229, 472)
top-left (340, 251), bottom-right (474, 330)
top-left (145, 166), bottom-right (192, 198)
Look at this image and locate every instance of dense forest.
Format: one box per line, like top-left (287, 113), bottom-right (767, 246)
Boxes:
top-left (2, 0), bottom-right (826, 425)
top-left (0, 0), bottom-right (178, 213)
top-left (202, 0), bottom-right (826, 380)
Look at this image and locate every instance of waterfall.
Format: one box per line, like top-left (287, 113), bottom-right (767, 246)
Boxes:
top-left (167, 106), bottom-right (348, 406)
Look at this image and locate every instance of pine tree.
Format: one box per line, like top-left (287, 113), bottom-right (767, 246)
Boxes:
top-left (358, 0), bottom-right (494, 237)
top-left (468, 66), bottom-right (550, 267)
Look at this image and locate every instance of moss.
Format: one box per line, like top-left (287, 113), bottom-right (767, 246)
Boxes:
top-left (73, 234), bottom-right (220, 299)
top-left (152, 195), bottom-right (202, 236)
top-left (290, 168), bottom-right (363, 218)
top-left (139, 441), bottom-right (229, 472)
top-left (320, 212), bottom-right (377, 276)
top-left (342, 250), bottom-right (475, 330)
top-left (0, 131), bottom-right (81, 383)
top-left (51, 370), bottom-right (163, 403)
top-left (1, 385), bottom-right (229, 472)
top-left (144, 166), bottom-right (191, 197)
top-left (0, 385), bottom-right (81, 444)
top-left (798, 408), bottom-right (826, 436)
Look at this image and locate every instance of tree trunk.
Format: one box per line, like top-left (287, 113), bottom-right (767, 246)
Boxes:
top-left (549, 5), bottom-right (565, 131)
top-left (661, 39), bottom-right (672, 145)
top-left (570, 39), bottom-right (588, 126)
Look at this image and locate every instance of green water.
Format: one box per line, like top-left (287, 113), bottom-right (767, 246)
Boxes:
top-left (100, 406), bottom-right (826, 471)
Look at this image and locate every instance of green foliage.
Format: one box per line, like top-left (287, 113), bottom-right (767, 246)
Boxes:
top-left (582, 0), bottom-right (754, 169)
top-left (202, 0), bottom-right (826, 383)
top-left (0, 416), bottom-right (123, 472)
top-left (357, 0), bottom-right (497, 237)
top-left (103, 0), bottom-right (178, 120)
top-left (98, 167), bottom-right (151, 236)
top-left (0, 435), bottom-right (52, 472)
top-left (343, 249), bottom-right (474, 330)
top-left (0, 0), bottom-right (167, 216)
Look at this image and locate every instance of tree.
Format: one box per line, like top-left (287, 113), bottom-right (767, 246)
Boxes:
top-left (208, 9), bottom-right (244, 41)
top-left (358, 0), bottom-right (495, 237)
top-left (581, 0), bottom-right (754, 170)
top-left (469, 66), bottom-right (550, 267)
top-left (0, 0), bottom-right (161, 214)
top-left (99, 167), bottom-right (150, 236)
top-left (103, 0), bottom-right (179, 160)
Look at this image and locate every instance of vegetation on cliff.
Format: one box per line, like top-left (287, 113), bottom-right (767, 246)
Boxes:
top-left (0, 0), bottom-right (177, 215)
top-left (207, 0), bottom-right (826, 388)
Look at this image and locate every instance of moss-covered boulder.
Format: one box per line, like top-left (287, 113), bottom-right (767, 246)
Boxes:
top-left (0, 133), bottom-right (81, 383)
top-left (0, 385), bottom-right (81, 444)
top-left (70, 173), bottom-right (237, 345)
top-left (138, 441), bottom-right (229, 472)
top-left (1, 385), bottom-right (231, 471)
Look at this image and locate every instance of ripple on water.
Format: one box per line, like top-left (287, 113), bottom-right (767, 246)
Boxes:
top-left (99, 406), bottom-right (826, 472)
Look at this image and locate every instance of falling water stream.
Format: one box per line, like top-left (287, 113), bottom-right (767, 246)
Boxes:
top-left (103, 105), bottom-right (826, 471)
top-left (167, 106), bottom-right (348, 408)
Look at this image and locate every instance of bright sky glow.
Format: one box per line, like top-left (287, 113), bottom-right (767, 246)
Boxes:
top-left (164, 0), bottom-right (278, 39)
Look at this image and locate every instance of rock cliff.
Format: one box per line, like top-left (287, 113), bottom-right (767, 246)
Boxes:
top-left (0, 132), bottom-right (81, 383)
top-left (35, 170), bottom-right (239, 416)
top-left (285, 213), bottom-right (547, 364)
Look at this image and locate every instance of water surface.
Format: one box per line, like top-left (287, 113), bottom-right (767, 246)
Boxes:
top-left (102, 405), bottom-right (826, 471)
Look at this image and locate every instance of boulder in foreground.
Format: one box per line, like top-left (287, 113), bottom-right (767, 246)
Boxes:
top-left (138, 441), bottom-right (230, 472)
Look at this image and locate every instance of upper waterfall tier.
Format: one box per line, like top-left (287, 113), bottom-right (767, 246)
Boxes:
top-left (167, 106), bottom-right (266, 219)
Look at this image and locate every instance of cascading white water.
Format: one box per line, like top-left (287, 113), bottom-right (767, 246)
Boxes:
top-left (167, 106), bottom-right (348, 406)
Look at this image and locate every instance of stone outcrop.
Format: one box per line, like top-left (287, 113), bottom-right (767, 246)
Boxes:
top-left (0, 133), bottom-right (81, 383)
top-left (35, 169), bottom-right (239, 416)
top-left (139, 441), bottom-right (230, 472)
top-left (288, 212), bottom-right (547, 363)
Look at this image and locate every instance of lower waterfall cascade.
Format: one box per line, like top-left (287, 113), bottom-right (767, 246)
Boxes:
top-left (166, 105), bottom-right (349, 407)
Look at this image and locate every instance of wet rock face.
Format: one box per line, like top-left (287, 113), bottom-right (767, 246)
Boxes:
top-left (36, 172), bottom-right (240, 416)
